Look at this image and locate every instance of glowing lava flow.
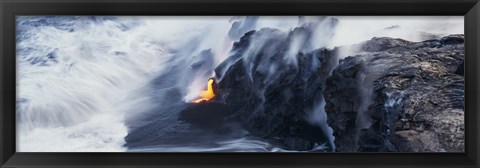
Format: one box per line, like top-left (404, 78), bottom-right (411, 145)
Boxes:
top-left (192, 79), bottom-right (215, 103)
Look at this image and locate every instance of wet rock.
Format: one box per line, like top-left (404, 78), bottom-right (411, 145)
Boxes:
top-left (440, 34), bottom-right (464, 45)
top-left (179, 102), bottom-right (229, 130)
top-left (360, 37), bottom-right (412, 52)
top-left (214, 27), bottom-right (339, 151)
top-left (325, 35), bottom-right (464, 152)
top-left (455, 62), bottom-right (464, 75)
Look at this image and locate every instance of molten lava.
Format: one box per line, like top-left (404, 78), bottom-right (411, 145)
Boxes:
top-left (192, 78), bottom-right (215, 103)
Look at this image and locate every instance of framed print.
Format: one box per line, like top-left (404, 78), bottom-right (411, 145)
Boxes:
top-left (1, 0), bottom-right (479, 167)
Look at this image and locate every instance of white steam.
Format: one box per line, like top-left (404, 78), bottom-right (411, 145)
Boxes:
top-left (329, 16), bottom-right (464, 58)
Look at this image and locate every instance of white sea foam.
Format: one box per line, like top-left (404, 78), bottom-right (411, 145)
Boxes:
top-left (16, 16), bottom-right (234, 152)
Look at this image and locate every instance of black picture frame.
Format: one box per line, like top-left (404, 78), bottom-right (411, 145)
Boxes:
top-left (1, 0), bottom-right (479, 167)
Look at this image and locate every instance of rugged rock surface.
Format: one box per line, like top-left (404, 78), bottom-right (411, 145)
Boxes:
top-left (134, 18), bottom-right (463, 152)
top-left (324, 34), bottom-right (465, 152)
top-left (127, 17), bottom-right (340, 151)
top-left (213, 27), bottom-right (339, 151)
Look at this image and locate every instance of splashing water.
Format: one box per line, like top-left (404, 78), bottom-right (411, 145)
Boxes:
top-left (16, 16), bottom-right (236, 151)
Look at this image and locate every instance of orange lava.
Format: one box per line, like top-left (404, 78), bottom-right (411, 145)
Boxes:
top-left (192, 78), bottom-right (215, 103)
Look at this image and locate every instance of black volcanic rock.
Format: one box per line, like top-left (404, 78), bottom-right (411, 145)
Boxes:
top-left (213, 27), bottom-right (339, 151)
top-left (360, 37), bottom-right (412, 52)
top-left (455, 62), bottom-right (464, 75)
top-left (324, 34), bottom-right (465, 152)
top-left (440, 34), bottom-right (464, 45)
top-left (179, 102), bottom-right (229, 130)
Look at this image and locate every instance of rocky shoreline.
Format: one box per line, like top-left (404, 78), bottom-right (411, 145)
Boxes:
top-left (324, 34), bottom-right (464, 152)
top-left (211, 30), bottom-right (464, 152)
top-left (128, 25), bottom-right (464, 152)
